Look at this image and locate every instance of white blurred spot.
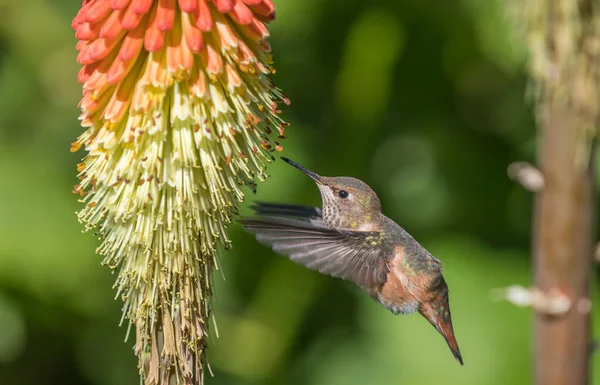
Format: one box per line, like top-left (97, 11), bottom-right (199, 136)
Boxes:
top-left (491, 285), bottom-right (577, 315)
top-left (507, 161), bottom-right (545, 192)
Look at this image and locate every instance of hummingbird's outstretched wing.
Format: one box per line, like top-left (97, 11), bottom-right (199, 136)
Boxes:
top-left (239, 215), bottom-right (389, 290)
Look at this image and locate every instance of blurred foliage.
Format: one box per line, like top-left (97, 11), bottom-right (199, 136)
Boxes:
top-left (0, 1), bottom-right (598, 385)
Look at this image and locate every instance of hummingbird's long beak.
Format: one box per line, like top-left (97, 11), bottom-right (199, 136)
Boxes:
top-left (281, 157), bottom-right (322, 183)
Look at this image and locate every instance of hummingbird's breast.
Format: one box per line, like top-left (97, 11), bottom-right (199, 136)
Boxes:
top-left (374, 246), bottom-right (421, 315)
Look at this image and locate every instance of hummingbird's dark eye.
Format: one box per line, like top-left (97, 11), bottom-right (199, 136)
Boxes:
top-left (338, 190), bottom-right (349, 199)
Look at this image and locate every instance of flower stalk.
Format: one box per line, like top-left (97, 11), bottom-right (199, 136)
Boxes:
top-left (71, 1), bottom-right (288, 384)
top-left (504, 1), bottom-right (600, 384)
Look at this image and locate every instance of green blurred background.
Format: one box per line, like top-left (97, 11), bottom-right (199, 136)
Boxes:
top-left (0, 1), bottom-right (598, 384)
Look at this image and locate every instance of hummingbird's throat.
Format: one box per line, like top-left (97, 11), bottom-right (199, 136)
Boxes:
top-left (318, 186), bottom-right (377, 230)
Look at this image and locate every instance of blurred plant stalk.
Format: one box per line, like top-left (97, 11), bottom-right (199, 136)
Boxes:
top-left (506, 0), bottom-right (599, 384)
top-left (70, 1), bottom-right (288, 384)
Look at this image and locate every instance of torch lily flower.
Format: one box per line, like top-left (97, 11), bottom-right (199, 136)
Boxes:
top-left (71, 0), bottom-right (288, 384)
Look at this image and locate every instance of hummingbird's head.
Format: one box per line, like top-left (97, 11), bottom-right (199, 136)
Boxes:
top-left (282, 157), bottom-right (382, 230)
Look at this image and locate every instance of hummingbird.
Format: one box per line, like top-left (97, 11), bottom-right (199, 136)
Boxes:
top-left (239, 157), bottom-right (463, 365)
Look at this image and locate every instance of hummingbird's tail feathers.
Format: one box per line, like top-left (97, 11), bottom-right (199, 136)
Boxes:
top-left (419, 291), bottom-right (463, 365)
top-left (444, 330), bottom-right (463, 365)
top-left (250, 202), bottom-right (323, 220)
